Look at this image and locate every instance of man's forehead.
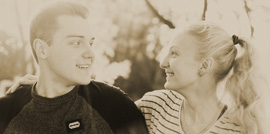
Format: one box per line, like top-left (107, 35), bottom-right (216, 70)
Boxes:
top-left (56, 15), bottom-right (91, 26)
top-left (55, 15), bottom-right (94, 37)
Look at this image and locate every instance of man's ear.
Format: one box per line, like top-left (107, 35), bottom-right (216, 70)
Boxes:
top-left (198, 57), bottom-right (214, 76)
top-left (33, 39), bottom-right (49, 60)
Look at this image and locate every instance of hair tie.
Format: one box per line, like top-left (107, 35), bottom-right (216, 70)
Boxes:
top-left (232, 35), bottom-right (239, 45)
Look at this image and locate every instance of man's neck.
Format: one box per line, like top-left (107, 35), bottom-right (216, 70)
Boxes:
top-left (35, 76), bottom-right (75, 98)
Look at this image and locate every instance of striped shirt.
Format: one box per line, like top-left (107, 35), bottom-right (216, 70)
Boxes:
top-left (136, 89), bottom-right (242, 134)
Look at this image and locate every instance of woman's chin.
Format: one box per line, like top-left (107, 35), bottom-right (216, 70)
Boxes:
top-left (164, 82), bottom-right (174, 90)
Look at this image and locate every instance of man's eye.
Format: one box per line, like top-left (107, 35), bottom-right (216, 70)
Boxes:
top-left (72, 41), bottom-right (80, 45)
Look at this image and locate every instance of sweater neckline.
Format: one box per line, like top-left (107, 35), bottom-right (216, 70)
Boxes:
top-left (31, 83), bottom-right (79, 105)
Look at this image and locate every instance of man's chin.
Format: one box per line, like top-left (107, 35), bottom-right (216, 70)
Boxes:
top-left (79, 80), bottom-right (91, 85)
top-left (77, 79), bottom-right (92, 85)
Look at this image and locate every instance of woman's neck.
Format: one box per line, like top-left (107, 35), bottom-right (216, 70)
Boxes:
top-left (181, 97), bottom-right (224, 134)
top-left (180, 76), bottom-right (220, 113)
top-left (185, 89), bottom-right (220, 111)
top-left (179, 80), bottom-right (224, 133)
top-left (184, 92), bottom-right (222, 118)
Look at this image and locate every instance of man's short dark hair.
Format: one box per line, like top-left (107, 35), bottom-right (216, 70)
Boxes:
top-left (29, 2), bottom-right (89, 63)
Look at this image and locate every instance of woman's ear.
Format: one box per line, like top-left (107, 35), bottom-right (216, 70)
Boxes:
top-left (33, 39), bottom-right (49, 60)
top-left (198, 57), bottom-right (214, 76)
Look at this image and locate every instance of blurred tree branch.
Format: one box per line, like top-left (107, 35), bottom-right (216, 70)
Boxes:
top-left (13, 0), bottom-right (36, 75)
top-left (243, 0), bottom-right (254, 37)
top-left (14, 0), bottom-right (26, 44)
top-left (201, 0), bottom-right (208, 21)
top-left (145, 0), bottom-right (175, 29)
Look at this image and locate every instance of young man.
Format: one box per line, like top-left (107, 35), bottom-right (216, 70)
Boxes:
top-left (0, 2), bottom-right (148, 134)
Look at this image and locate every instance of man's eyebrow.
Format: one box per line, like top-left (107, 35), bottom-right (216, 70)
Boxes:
top-left (66, 35), bottom-right (84, 38)
top-left (66, 35), bottom-right (95, 40)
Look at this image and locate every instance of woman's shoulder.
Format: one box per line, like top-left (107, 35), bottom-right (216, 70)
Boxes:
top-left (142, 89), bottom-right (184, 101)
top-left (136, 89), bottom-right (184, 109)
top-left (143, 89), bottom-right (169, 98)
top-left (210, 108), bottom-right (242, 134)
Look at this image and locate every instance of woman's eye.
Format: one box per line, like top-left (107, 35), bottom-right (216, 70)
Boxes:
top-left (171, 51), bottom-right (176, 56)
top-left (89, 41), bottom-right (94, 47)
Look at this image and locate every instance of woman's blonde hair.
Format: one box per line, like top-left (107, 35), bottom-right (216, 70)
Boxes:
top-left (186, 21), bottom-right (260, 134)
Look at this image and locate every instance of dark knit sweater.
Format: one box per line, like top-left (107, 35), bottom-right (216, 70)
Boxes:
top-left (0, 81), bottom-right (148, 134)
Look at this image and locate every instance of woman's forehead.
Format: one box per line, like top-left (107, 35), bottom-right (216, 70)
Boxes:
top-left (170, 32), bottom-right (197, 48)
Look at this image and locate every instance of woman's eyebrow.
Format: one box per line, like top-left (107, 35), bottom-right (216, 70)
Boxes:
top-left (170, 45), bottom-right (181, 50)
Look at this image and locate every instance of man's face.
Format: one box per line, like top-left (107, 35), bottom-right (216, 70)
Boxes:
top-left (45, 15), bottom-right (95, 86)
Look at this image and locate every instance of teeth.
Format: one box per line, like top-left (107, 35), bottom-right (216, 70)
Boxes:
top-left (166, 72), bottom-right (174, 77)
top-left (76, 65), bottom-right (90, 69)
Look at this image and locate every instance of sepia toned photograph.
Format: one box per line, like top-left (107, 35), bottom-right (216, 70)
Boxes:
top-left (0, 0), bottom-right (269, 133)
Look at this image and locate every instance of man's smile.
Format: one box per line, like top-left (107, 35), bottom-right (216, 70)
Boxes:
top-left (76, 64), bottom-right (91, 69)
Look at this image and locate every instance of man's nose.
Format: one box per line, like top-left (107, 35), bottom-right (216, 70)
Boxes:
top-left (82, 45), bottom-right (95, 59)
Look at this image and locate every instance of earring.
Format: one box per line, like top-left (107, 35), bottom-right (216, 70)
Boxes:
top-left (198, 67), bottom-right (204, 76)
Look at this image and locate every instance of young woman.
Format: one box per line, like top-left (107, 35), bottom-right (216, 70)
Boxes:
top-left (136, 22), bottom-right (264, 134)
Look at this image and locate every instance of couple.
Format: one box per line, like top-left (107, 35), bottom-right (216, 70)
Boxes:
top-left (0, 1), bottom-right (263, 134)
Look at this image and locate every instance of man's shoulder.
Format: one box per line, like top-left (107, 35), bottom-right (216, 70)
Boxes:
top-left (0, 85), bottom-right (32, 112)
top-left (90, 80), bottom-right (124, 93)
top-left (78, 80), bottom-right (128, 100)
top-left (79, 81), bottom-right (148, 134)
top-left (0, 85), bottom-right (32, 132)
top-left (0, 85), bottom-right (32, 104)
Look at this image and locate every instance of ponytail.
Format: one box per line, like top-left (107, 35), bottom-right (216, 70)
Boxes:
top-left (186, 22), bottom-right (266, 133)
top-left (225, 38), bottom-right (260, 134)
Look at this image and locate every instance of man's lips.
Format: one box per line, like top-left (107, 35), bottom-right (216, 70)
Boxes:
top-left (76, 64), bottom-right (91, 69)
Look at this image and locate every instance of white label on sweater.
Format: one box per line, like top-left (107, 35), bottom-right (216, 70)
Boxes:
top-left (69, 121), bottom-right (80, 129)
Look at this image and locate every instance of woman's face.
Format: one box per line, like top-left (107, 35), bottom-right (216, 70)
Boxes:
top-left (160, 32), bottom-right (202, 91)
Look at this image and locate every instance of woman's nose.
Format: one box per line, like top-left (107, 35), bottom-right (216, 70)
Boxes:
top-left (160, 56), bottom-right (169, 69)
